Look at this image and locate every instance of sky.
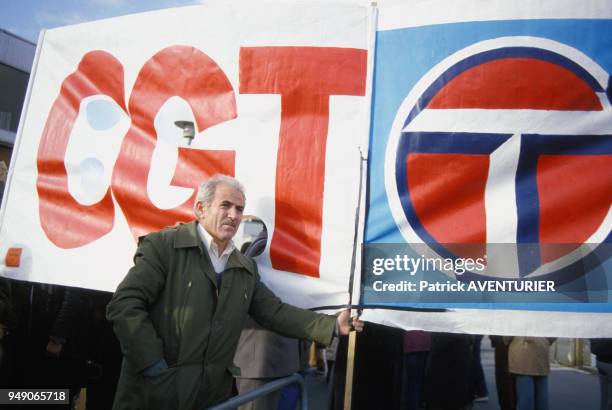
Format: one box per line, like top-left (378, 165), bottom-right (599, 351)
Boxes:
top-left (0, 0), bottom-right (209, 44)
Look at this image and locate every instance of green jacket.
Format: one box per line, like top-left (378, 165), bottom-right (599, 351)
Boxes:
top-left (107, 221), bottom-right (336, 409)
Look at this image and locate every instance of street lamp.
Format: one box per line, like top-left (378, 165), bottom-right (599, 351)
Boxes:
top-left (174, 120), bottom-right (195, 145)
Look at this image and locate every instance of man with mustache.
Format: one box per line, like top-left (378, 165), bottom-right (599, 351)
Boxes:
top-left (107, 175), bottom-right (363, 410)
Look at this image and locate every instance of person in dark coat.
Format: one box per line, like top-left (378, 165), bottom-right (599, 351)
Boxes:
top-left (107, 175), bottom-right (363, 410)
top-left (0, 277), bottom-right (16, 377)
top-left (592, 338), bottom-right (612, 410)
top-left (424, 333), bottom-right (475, 410)
top-left (472, 335), bottom-right (488, 402)
top-left (2, 282), bottom-right (80, 408)
top-left (332, 322), bottom-right (404, 410)
top-left (401, 330), bottom-right (431, 410)
top-left (490, 335), bottom-right (516, 410)
top-left (47, 287), bottom-right (123, 410)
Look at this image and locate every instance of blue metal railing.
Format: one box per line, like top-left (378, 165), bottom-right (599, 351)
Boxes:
top-left (205, 373), bottom-right (308, 410)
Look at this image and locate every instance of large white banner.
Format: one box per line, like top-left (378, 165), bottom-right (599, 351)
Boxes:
top-left (0, 2), bottom-right (373, 310)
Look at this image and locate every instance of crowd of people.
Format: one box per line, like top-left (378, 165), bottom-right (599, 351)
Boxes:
top-left (330, 329), bottom-right (611, 410)
top-left (0, 281), bottom-right (121, 409)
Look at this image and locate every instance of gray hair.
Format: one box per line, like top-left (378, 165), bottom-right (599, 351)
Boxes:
top-left (194, 175), bottom-right (246, 214)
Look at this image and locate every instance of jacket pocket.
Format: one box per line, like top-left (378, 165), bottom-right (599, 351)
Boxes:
top-left (142, 367), bottom-right (178, 409)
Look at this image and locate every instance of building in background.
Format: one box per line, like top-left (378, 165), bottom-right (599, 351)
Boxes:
top-left (0, 28), bottom-right (35, 168)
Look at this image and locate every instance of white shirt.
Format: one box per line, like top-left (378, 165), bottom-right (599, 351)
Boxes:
top-left (197, 223), bottom-right (236, 274)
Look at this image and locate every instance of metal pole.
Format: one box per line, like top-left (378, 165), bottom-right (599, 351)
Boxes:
top-left (205, 373), bottom-right (307, 410)
top-left (299, 373), bottom-right (309, 410)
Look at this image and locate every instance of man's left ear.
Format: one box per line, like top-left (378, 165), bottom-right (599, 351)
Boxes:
top-left (196, 202), bottom-right (205, 218)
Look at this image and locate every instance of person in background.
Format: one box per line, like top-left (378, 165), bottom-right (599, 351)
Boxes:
top-left (234, 317), bottom-right (302, 410)
top-left (0, 163), bottom-right (11, 380)
top-left (325, 336), bottom-right (339, 383)
top-left (490, 335), bottom-right (516, 410)
top-left (472, 335), bottom-right (489, 402)
top-left (507, 337), bottom-right (555, 410)
top-left (0, 277), bottom-right (15, 377)
top-left (47, 287), bottom-right (123, 410)
top-left (233, 226), bottom-right (304, 410)
top-left (591, 338), bottom-right (612, 410)
top-left (2, 282), bottom-right (79, 409)
top-left (0, 277), bottom-right (121, 409)
top-left (424, 332), bottom-right (475, 410)
top-left (401, 330), bottom-right (431, 410)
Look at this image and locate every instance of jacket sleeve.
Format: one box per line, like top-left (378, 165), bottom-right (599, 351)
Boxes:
top-left (247, 268), bottom-right (336, 347)
top-left (106, 235), bottom-right (168, 373)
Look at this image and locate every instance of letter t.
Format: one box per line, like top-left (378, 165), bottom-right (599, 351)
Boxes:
top-left (239, 46), bottom-right (367, 277)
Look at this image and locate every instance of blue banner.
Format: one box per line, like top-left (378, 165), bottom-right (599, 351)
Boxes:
top-left (365, 18), bottom-right (612, 314)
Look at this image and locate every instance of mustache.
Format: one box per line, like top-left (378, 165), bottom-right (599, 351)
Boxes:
top-left (222, 219), bottom-right (237, 228)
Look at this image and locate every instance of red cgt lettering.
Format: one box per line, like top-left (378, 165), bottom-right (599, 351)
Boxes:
top-left (240, 47), bottom-right (367, 277)
top-left (36, 45), bottom-right (368, 281)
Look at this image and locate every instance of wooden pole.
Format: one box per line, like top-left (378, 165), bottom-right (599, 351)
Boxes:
top-left (575, 338), bottom-right (584, 367)
top-left (75, 388), bottom-right (87, 410)
top-left (343, 330), bottom-right (357, 410)
top-left (309, 341), bottom-right (317, 369)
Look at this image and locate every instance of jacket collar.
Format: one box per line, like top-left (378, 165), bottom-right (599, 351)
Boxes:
top-left (173, 221), bottom-right (256, 275)
top-left (173, 221), bottom-right (201, 249)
